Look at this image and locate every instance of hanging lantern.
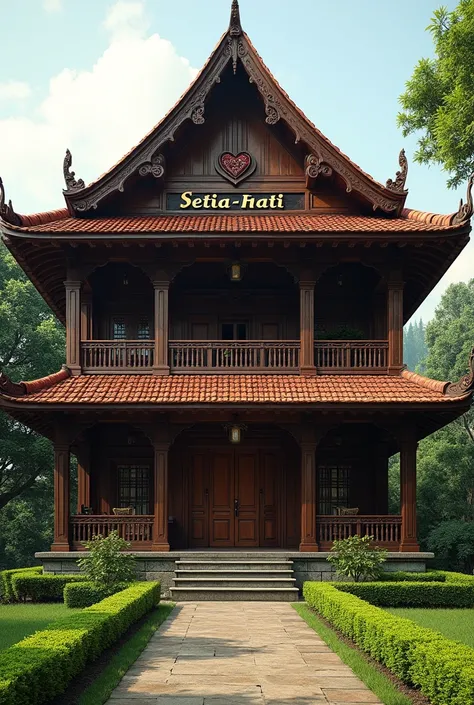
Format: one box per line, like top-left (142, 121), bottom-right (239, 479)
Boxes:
top-left (224, 422), bottom-right (247, 444)
top-left (229, 262), bottom-right (242, 282)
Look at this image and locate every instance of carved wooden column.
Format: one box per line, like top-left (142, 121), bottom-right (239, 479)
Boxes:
top-left (65, 280), bottom-right (82, 376)
top-left (300, 277), bottom-right (316, 376)
top-left (76, 443), bottom-right (91, 514)
top-left (152, 436), bottom-right (170, 551)
top-left (51, 438), bottom-right (71, 552)
top-left (299, 427), bottom-right (319, 551)
top-left (400, 428), bottom-right (419, 552)
top-left (387, 273), bottom-right (404, 375)
top-left (80, 292), bottom-right (93, 341)
top-left (153, 280), bottom-right (170, 375)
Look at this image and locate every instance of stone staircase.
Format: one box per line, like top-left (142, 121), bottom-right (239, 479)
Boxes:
top-left (169, 553), bottom-right (299, 601)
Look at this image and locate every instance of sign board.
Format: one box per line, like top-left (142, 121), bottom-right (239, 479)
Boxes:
top-left (167, 192), bottom-right (305, 212)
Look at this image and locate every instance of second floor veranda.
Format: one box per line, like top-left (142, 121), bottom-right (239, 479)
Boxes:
top-left (70, 260), bottom-right (403, 376)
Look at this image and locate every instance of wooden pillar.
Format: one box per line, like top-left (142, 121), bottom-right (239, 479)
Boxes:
top-left (152, 441), bottom-right (170, 551)
top-left (153, 280), bottom-right (170, 375)
top-left (299, 428), bottom-right (319, 551)
top-left (76, 444), bottom-right (91, 514)
top-left (80, 293), bottom-right (93, 341)
top-left (387, 273), bottom-right (404, 375)
top-left (300, 278), bottom-right (316, 376)
top-left (51, 441), bottom-right (71, 551)
top-left (400, 429), bottom-right (419, 552)
top-left (65, 280), bottom-right (82, 375)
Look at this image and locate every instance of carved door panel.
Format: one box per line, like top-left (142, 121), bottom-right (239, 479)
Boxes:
top-left (209, 452), bottom-right (235, 547)
top-left (260, 451), bottom-right (280, 547)
top-left (234, 451), bottom-right (259, 547)
top-left (188, 451), bottom-right (209, 547)
top-left (190, 322), bottom-right (211, 340)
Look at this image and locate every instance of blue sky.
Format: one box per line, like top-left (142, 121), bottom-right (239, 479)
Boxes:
top-left (0, 0), bottom-right (471, 321)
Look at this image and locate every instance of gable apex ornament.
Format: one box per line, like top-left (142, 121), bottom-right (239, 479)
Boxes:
top-left (445, 347), bottom-right (474, 398)
top-left (452, 173), bottom-right (474, 225)
top-left (63, 149), bottom-right (85, 193)
top-left (229, 0), bottom-right (242, 37)
top-left (386, 149), bottom-right (408, 193)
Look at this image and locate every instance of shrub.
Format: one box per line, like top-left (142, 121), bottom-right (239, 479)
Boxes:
top-left (379, 570), bottom-right (446, 582)
top-left (11, 574), bottom-right (88, 602)
top-left (334, 581), bottom-right (474, 607)
top-left (0, 566), bottom-right (42, 603)
top-left (64, 581), bottom-right (127, 608)
top-left (78, 531), bottom-right (136, 590)
top-left (304, 582), bottom-right (474, 705)
top-left (0, 581), bottom-right (161, 705)
top-left (439, 570), bottom-right (474, 583)
top-left (327, 535), bottom-right (387, 582)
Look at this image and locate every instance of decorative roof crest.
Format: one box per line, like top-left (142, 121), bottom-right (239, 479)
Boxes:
top-left (229, 0), bottom-right (242, 37)
top-left (63, 149), bottom-right (85, 193)
top-left (386, 149), bottom-right (408, 193)
top-left (0, 177), bottom-right (21, 226)
top-left (445, 347), bottom-right (474, 398)
top-left (0, 371), bottom-right (26, 398)
top-left (453, 173), bottom-right (474, 225)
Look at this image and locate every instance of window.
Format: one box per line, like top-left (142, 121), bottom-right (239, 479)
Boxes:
top-left (112, 319), bottom-right (126, 340)
top-left (118, 464), bottom-right (150, 515)
top-left (221, 322), bottom-right (248, 340)
top-left (137, 319), bottom-right (151, 340)
top-left (318, 465), bottom-right (350, 515)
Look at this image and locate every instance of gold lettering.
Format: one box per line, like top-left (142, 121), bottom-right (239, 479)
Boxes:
top-left (277, 193), bottom-right (284, 209)
top-left (241, 194), bottom-right (255, 209)
top-left (256, 197), bottom-right (269, 209)
top-left (218, 198), bottom-right (231, 209)
top-left (192, 197), bottom-right (203, 208)
top-left (202, 194), bottom-right (213, 208)
top-left (180, 191), bottom-right (193, 209)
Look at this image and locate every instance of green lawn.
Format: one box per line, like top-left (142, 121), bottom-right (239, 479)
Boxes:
top-left (0, 603), bottom-right (82, 652)
top-left (386, 608), bottom-right (474, 648)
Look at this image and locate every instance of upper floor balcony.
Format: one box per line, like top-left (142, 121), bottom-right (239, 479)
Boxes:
top-left (68, 260), bottom-right (402, 376)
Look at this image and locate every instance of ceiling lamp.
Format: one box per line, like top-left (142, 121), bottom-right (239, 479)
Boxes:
top-left (224, 422), bottom-right (247, 444)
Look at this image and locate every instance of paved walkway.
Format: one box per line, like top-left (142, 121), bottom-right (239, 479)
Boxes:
top-left (107, 602), bottom-right (382, 705)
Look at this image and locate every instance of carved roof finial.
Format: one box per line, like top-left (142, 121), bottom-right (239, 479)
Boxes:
top-left (386, 148), bottom-right (408, 193)
top-left (0, 371), bottom-right (26, 398)
top-left (63, 149), bottom-right (85, 193)
top-left (229, 0), bottom-right (242, 36)
top-left (0, 177), bottom-right (21, 226)
top-left (445, 347), bottom-right (474, 398)
top-left (452, 173), bottom-right (474, 225)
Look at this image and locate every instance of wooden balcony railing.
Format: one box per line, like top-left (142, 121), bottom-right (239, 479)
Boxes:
top-left (317, 515), bottom-right (402, 549)
top-left (81, 341), bottom-right (154, 372)
top-left (315, 340), bottom-right (388, 372)
top-left (71, 515), bottom-right (154, 549)
top-left (169, 340), bottom-right (300, 373)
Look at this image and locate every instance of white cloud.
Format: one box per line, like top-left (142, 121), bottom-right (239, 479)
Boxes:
top-left (0, 0), bottom-right (198, 213)
top-left (43, 0), bottom-right (62, 12)
top-left (0, 81), bottom-right (31, 100)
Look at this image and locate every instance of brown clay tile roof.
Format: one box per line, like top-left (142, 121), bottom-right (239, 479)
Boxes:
top-left (1, 373), bottom-right (465, 406)
top-left (401, 369), bottom-right (449, 394)
top-left (7, 213), bottom-right (462, 235)
top-left (22, 368), bottom-right (70, 394)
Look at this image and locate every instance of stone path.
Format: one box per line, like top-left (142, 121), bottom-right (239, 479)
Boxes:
top-left (107, 602), bottom-right (382, 705)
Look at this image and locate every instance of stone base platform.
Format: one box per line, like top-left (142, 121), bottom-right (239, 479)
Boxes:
top-left (35, 550), bottom-right (434, 599)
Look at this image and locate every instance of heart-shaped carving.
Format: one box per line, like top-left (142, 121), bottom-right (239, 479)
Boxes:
top-left (216, 152), bottom-right (256, 185)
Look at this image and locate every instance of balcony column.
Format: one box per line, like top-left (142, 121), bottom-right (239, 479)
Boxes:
top-left (387, 273), bottom-right (404, 375)
top-left (65, 280), bottom-right (82, 376)
top-left (152, 438), bottom-right (170, 551)
top-left (76, 443), bottom-right (91, 513)
top-left (51, 436), bottom-right (71, 552)
top-left (300, 277), bottom-right (316, 376)
top-left (299, 427), bottom-right (319, 552)
top-left (400, 428), bottom-right (419, 552)
top-left (153, 280), bottom-right (170, 376)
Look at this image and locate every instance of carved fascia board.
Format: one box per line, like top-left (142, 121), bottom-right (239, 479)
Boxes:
top-left (445, 347), bottom-right (474, 398)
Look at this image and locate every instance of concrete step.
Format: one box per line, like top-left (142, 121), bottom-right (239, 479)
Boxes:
top-left (175, 560), bottom-right (293, 571)
top-left (175, 569), bottom-right (294, 578)
top-left (173, 577), bottom-right (297, 588)
top-left (170, 586), bottom-right (299, 602)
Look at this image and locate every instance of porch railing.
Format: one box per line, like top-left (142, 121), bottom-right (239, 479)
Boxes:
top-left (81, 341), bottom-right (154, 372)
top-left (317, 515), bottom-right (402, 548)
top-left (169, 340), bottom-right (300, 372)
top-left (71, 515), bottom-right (154, 548)
top-left (315, 340), bottom-right (389, 372)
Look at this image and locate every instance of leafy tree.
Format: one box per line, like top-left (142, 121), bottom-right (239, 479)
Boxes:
top-left (398, 0), bottom-right (474, 188)
top-left (404, 319), bottom-right (428, 372)
top-left (428, 520), bottom-right (474, 573)
top-left (327, 535), bottom-right (387, 582)
top-left (78, 531), bottom-right (136, 590)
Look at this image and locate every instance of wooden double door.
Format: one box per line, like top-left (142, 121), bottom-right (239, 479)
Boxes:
top-left (188, 448), bottom-right (280, 548)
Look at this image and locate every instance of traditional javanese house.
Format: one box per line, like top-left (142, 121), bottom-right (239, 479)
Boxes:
top-left (1, 1), bottom-right (473, 598)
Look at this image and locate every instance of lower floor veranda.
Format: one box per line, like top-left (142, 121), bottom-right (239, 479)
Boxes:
top-left (51, 419), bottom-right (419, 553)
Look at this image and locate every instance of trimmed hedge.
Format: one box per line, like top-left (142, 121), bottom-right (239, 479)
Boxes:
top-left (63, 582), bottom-right (127, 608)
top-left (439, 570), bottom-right (474, 583)
top-left (304, 582), bottom-right (474, 705)
top-left (11, 574), bottom-right (89, 602)
top-left (0, 567), bottom-right (43, 603)
top-left (0, 581), bottom-right (161, 705)
top-left (334, 581), bottom-right (474, 607)
top-left (379, 570), bottom-right (446, 582)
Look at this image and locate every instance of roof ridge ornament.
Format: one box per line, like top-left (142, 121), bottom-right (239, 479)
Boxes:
top-left (0, 177), bottom-right (21, 226)
top-left (0, 371), bottom-right (26, 398)
top-left (452, 173), bottom-right (474, 225)
top-left (229, 0), bottom-right (242, 36)
top-left (63, 149), bottom-right (85, 193)
top-left (386, 149), bottom-right (408, 193)
top-left (445, 347), bottom-right (474, 398)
